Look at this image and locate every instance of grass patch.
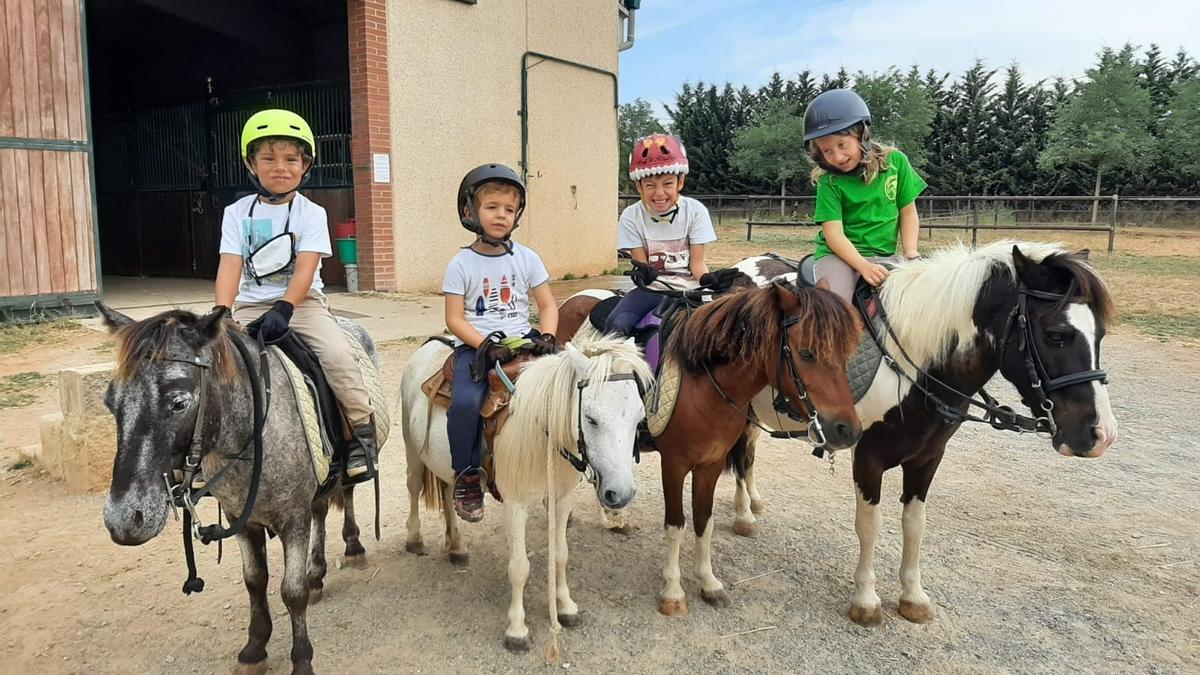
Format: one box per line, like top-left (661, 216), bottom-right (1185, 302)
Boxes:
top-left (1120, 313), bottom-right (1200, 341)
top-left (0, 371), bottom-right (49, 409)
top-left (1090, 254), bottom-right (1200, 277)
top-left (0, 320), bottom-right (87, 357)
top-left (92, 339), bottom-right (117, 355)
top-left (7, 458), bottom-right (33, 471)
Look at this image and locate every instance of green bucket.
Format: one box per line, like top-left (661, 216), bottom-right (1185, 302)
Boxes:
top-left (336, 237), bottom-right (358, 264)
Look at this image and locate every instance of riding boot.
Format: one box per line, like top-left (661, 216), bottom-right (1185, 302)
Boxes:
top-left (344, 422), bottom-right (378, 484)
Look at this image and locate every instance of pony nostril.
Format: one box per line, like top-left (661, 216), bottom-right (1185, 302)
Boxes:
top-left (603, 489), bottom-right (618, 505)
top-left (1091, 425), bottom-right (1104, 441)
top-left (835, 422), bottom-right (854, 440)
top-left (133, 510), bottom-right (144, 529)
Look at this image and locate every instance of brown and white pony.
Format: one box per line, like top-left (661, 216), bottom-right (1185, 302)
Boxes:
top-left (733, 241), bottom-right (1118, 625)
top-left (558, 281), bottom-right (862, 616)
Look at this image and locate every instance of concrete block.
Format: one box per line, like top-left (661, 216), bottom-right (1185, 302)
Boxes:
top-left (38, 412), bottom-right (65, 478)
top-left (59, 362), bottom-right (116, 421)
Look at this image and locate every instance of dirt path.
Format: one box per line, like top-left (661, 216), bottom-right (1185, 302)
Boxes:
top-left (1, 331), bottom-right (1198, 674)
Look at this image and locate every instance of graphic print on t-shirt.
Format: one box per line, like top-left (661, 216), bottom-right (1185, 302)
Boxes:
top-left (646, 237), bottom-right (690, 276)
top-left (475, 275), bottom-right (519, 321)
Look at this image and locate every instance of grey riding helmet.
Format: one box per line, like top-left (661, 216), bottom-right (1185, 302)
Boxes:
top-left (457, 163), bottom-right (527, 235)
top-left (803, 89), bottom-right (872, 144)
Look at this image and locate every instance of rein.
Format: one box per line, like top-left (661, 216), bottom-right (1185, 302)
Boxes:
top-left (160, 330), bottom-right (271, 595)
top-left (865, 283), bottom-right (1107, 437)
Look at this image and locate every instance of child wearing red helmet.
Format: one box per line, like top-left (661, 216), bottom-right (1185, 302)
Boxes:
top-left (605, 133), bottom-right (716, 337)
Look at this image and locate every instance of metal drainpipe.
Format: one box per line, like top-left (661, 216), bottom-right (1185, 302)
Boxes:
top-left (519, 51), bottom-right (618, 182)
top-left (619, 5), bottom-right (637, 52)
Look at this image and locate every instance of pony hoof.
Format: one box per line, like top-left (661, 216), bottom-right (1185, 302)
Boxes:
top-left (405, 541), bottom-right (427, 556)
top-left (557, 613), bottom-right (582, 628)
top-left (343, 554), bottom-right (369, 570)
top-left (732, 519), bottom-right (759, 537)
top-left (290, 663), bottom-right (315, 675)
top-left (848, 604), bottom-right (884, 626)
top-left (233, 660), bottom-right (269, 675)
top-left (344, 540), bottom-right (366, 558)
top-left (899, 600), bottom-right (936, 624)
top-left (658, 597), bottom-right (688, 617)
top-left (701, 589), bottom-right (731, 608)
top-left (449, 552), bottom-right (470, 567)
top-left (504, 635), bottom-right (531, 653)
top-left (308, 587), bottom-right (324, 604)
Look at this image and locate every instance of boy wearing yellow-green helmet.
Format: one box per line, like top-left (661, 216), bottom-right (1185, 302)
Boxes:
top-left (214, 108), bottom-right (377, 483)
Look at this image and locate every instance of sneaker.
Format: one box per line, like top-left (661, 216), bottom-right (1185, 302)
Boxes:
top-left (453, 471), bottom-right (485, 523)
top-left (344, 423), bottom-right (378, 484)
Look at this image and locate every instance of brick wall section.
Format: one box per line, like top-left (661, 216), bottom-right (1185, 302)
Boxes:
top-left (348, 0), bottom-right (394, 291)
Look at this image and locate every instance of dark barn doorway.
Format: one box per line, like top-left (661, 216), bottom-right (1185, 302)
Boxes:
top-left (86, 0), bottom-right (353, 283)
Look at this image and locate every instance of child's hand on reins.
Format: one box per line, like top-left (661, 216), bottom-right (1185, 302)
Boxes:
top-left (860, 263), bottom-right (890, 287)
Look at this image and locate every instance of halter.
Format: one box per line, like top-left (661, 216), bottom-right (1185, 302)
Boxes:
top-left (866, 282), bottom-right (1107, 438)
top-left (154, 331), bottom-right (270, 595)
top-left (558, 372), bottom-right (646, 480)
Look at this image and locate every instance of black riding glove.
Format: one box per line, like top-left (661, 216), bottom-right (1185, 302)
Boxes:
top-left (698, 268), bottom-right (745, 293)
top-left (627, 259), bottom-right (659, 287)
top-left (484, 342), bottom-right (515, 365)
top-left (529, 333), bottom-right (558, 356)
top-left (253, 300), bottom-right (294, 343)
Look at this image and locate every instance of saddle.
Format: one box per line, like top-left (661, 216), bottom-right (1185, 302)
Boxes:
top-left (586, 293), bottom-right (698, 374)
top-left (796, 254), bottom-right (887, 402)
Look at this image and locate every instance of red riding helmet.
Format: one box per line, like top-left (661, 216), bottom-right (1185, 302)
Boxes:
top-left (629, 133), bottom-right (689, 181)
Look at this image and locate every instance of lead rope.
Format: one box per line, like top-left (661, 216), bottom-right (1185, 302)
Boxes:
top-left (545, 388), bottom-right (563, 663)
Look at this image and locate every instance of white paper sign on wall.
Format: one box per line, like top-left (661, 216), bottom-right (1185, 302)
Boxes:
top-left (372, 153), bottom-right (390, 184)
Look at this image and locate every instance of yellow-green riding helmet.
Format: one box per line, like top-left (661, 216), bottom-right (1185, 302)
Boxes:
top-left (241, 109), bottom-right (316, 161)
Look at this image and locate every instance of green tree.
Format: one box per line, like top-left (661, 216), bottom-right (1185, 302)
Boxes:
top-left (1039, 47), bottom-right (1155, 220)
top-left (729, 103), bottom-right (808, 215)
top-left (666, 82), bottom-right (757, 193)
top-left (1162, 79), bottom-right (1200, 179)
top-left (854, 68), bottom-right (935, 168)
top-left (618, 98), bottom-right (667, 192)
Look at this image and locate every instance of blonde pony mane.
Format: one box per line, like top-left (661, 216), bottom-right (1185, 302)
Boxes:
top-left (494, 332), bottom-right (653, 502)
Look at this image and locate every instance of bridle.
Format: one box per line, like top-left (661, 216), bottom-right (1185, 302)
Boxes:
top-left (557, 371), bottom-right (646, 482)
top-left (994, 285), bottom-right (1108, 435)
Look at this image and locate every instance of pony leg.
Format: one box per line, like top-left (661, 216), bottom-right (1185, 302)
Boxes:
top-left (280, 519), bottom-right (315, 675)
top-left (441, 481), bottom-right (469, 565)
top-left (659, 457), bottom-right (690, 617)
top-left (849, 485), bottom-right (885, 626)
top-left (234, 524), bottom-right (271, 672)
top-left (307, 497), bottom-right (329, 603)
top-left (554, 486), bottom-right (581, 626)
top-left (692, 462), bottom-right (730, 607)
top-left (503, 502), bottom-right (531, 652)
top-left (732, 477), bottom-right (758, 538)
top-left (341, 485), bottom-right (368, 566)
top-left (744, 459), bottom-right (765, 514)
top-left (898, 457), bottom-right (942, 623)
top-left (404, 460), bottom-right (427, 555)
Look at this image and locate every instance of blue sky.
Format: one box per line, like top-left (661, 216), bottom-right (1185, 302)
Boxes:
top-left (618, 0), bottom-right (1200, 117)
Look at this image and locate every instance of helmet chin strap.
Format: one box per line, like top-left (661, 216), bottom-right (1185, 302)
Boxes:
top-left (462, 200), bottom-right (518, 255)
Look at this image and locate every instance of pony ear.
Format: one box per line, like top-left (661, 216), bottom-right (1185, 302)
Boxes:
top-left (1071, 248), bottom-right (1091, 261)
top-left (1012, 245), bottom-right (1033, 278)
top-left (96, 303), bottom-right (134, 331)
top-left (193, 306), bottom-right (229, 345)
top-left (815, 277), bottom-right (831, 291)
top-left (563, 342), bottom-right (590, 374)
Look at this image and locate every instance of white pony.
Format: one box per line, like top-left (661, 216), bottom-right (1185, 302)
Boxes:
top-left (401, 332), bottom-right (653, 653)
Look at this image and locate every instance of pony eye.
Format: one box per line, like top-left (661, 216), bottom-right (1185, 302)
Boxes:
top-left (166, 393), bottom-right (191, 414)
top-left (1045, 330), bottom-right (1070, 347)
top-left (797, 349), bottom-right (816, 361)
top-left (585, 416), bottom-right (599, 427)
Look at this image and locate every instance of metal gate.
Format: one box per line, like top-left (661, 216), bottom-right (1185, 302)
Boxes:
top-left (94, 80), bottom-right (352, 279)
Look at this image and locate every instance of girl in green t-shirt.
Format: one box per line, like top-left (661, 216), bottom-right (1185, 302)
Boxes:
top-left (803, 89), bottom-right (928, 300)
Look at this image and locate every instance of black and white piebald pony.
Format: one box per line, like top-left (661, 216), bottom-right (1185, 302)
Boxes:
top-left (734, 240), bottom-right (1117, 625)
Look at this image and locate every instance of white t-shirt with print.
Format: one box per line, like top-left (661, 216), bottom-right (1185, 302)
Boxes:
top-left (442, 242), bottom-right (550, 342)
top-left (218, 193), bottom-right (332, 304)
top-left (617, 195), bottom-right (717, 289)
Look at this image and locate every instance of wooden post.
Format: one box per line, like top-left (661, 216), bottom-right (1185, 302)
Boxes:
top-left (717, 196), bottom-right (723, 225)
top-left (1108, 193), bottom-right (1118, 253)
top-left (745, 200), bottom-right (753, 241)
top-left (971, 198), bottom-right (979, 247)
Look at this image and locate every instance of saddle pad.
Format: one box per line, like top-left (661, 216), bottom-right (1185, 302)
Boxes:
top-left (341, 327), bottom-right (391, 448)
top-left (847, 323), bottom-right (884, 402)
top-left (271, 346), bottom-right (330, 485)
top-left (646, 355), bottom-right (682, 437)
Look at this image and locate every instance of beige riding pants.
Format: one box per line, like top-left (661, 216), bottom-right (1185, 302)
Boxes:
top-left (813, 254), bottom-right (904, 301)
top-left (233, 296), bottom-right (372, 426)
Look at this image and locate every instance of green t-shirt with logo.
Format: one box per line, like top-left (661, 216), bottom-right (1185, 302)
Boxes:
top-left (812, 150), bottom-right (927, 260)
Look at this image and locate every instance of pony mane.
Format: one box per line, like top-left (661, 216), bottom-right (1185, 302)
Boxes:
top-left (115, 310), bottom-right (239, 383)
top-left (879, 239), bottom-right (1113, 368)
top-left (668, 283), bottom-right (858, 375)
top-left (494, 331), bottom-right (653, 502)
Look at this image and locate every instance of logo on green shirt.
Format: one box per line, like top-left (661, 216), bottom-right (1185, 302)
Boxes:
top-left (884, 175), bottom-right (898, 201)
